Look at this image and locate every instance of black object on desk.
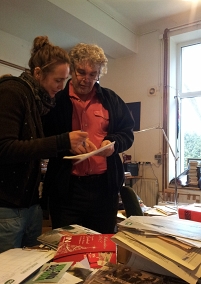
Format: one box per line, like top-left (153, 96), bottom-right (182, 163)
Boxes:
top-left (120, 186), bottom-right (143, 217)
top-left (123, 162), bottom-right (139, 176)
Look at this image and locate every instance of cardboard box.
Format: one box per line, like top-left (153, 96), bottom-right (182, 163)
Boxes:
top-left (178, 203), bottom-right (201, 222)
top-left (117, 246), bottom-right (132, 264)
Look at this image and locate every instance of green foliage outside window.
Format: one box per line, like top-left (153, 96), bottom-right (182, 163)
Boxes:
top-left (184, 133), bottom-right (201, 169)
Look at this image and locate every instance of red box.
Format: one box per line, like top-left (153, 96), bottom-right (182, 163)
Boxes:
top-left (178, 204), bottom-right (201, 222)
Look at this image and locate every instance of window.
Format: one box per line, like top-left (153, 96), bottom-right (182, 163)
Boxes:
top-left (177, 41), bottom-right (201, 173)
top-left (181, 43), bottom-right (201, 93)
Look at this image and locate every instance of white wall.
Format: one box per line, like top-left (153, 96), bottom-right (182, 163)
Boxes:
top-left (100, 30), bottom-right (163, 189)
top-left (0, 30), bottom-right (31, 76)
top-left (100, 17), bottom-right (201, 192)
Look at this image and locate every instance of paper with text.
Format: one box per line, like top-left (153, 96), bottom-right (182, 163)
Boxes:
top-left (0, 248), bottom-right (55, 284)
top-left (118, 215), bottom-right (201, 241)
top-left (63, 141), bottom-right (115, 164)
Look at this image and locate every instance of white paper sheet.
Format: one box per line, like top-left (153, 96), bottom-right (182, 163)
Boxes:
top-left (118, 215), bottom-right (201, 241)
top-left (63, 141), bottom-right (115, 164)
top-left (0, 248), bottom-right (55, 284)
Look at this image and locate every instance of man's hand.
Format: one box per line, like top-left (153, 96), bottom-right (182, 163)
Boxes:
top-left (97, 140), bottom-right (114, 157)
top-left (84, 138), bottom-right (97, 153)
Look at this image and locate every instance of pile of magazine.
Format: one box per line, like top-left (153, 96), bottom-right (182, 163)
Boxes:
top-left (37, 224), bottom-right (99, 250)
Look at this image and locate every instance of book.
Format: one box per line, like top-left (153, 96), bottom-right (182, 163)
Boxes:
top-left (37, 224), bottom-right (99, 250)
top-left (84, 262), bottom-right (164, 283)
top-left (25, 261), bottom-right (94, 284)
top-left (53, 234), bottom-right (117, 269)
top-left (188, 169), bottom-right (198, 175)
top-left (178, 203), bottom-right (201, 222)
top-left (63, 141), bottom-right (115, 164)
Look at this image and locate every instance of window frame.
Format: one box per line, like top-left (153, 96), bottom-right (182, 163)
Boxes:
top-left (176, 39), bottom-right (201, 174)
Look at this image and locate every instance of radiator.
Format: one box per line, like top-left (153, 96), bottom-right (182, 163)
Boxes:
top-left (132, 178), bottom-right (159, 207)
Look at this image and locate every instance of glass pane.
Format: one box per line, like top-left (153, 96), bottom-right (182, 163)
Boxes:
top-left (181, 43), bottom-right (201, 93)
top-left (180, 97), bottom-right (201, 169)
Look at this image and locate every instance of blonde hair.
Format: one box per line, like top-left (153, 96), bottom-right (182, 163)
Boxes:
top-left (68, 43), bottom-right (108, 77)
top-left (28, 36), bottom-right (70, 75)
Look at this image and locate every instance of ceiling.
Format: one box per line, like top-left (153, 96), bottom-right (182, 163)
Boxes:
top-left (0, 0), bottom-right (201, 58)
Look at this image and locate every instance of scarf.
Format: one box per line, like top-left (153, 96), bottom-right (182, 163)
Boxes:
top-left (19, 71), bottom-right (56, 116)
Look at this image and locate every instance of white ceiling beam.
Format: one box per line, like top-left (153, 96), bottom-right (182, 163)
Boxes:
top-left (48, 0), bottom-right (138, 57)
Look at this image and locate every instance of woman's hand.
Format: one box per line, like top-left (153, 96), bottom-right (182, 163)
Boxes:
top-left (69, 131), bottom-right (88, 152)
top-left (70, 133), bottom-right (97, 155)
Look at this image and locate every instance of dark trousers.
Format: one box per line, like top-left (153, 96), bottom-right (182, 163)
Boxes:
top-left (50, 173), bottom-right (119, 233)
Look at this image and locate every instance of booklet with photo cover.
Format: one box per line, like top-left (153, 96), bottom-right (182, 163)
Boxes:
top-left (53, 234), bottom-right (116, 269)
top-left (84, 262), bottom-right (164, 284)
top-left (37, 224), bottom-right (99, 250)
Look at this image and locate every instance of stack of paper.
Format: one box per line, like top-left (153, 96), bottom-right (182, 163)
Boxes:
top-left (188, 161), bottom-right (198, 187)
top-left (112, 215), bottom-right (201, 283)
top-left (145, 205), bottom-right (178, 216)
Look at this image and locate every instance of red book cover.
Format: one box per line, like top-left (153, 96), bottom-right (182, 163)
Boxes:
top-left (53, 234), bottom-right (116, 268)
top-left (178, 204), bottom-right (201, 222)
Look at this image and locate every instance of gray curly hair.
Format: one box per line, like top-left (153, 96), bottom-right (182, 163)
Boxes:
top-left (68, 43), bottom-right (108, 77)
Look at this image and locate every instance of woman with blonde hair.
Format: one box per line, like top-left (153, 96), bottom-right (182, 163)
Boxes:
top-left (0, 36), bottom-right (95, 253)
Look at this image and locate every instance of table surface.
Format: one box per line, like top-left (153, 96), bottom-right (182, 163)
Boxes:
top-left (125, 175), bottom-right (141, 179)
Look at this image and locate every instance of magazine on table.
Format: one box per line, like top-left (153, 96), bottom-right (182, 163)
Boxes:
top-left (54, 234), bottom-right (116, 269)
top-left (84, 262), bottom-right (164, 284)
top-left (37, 224), bottom-right (99, 250)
